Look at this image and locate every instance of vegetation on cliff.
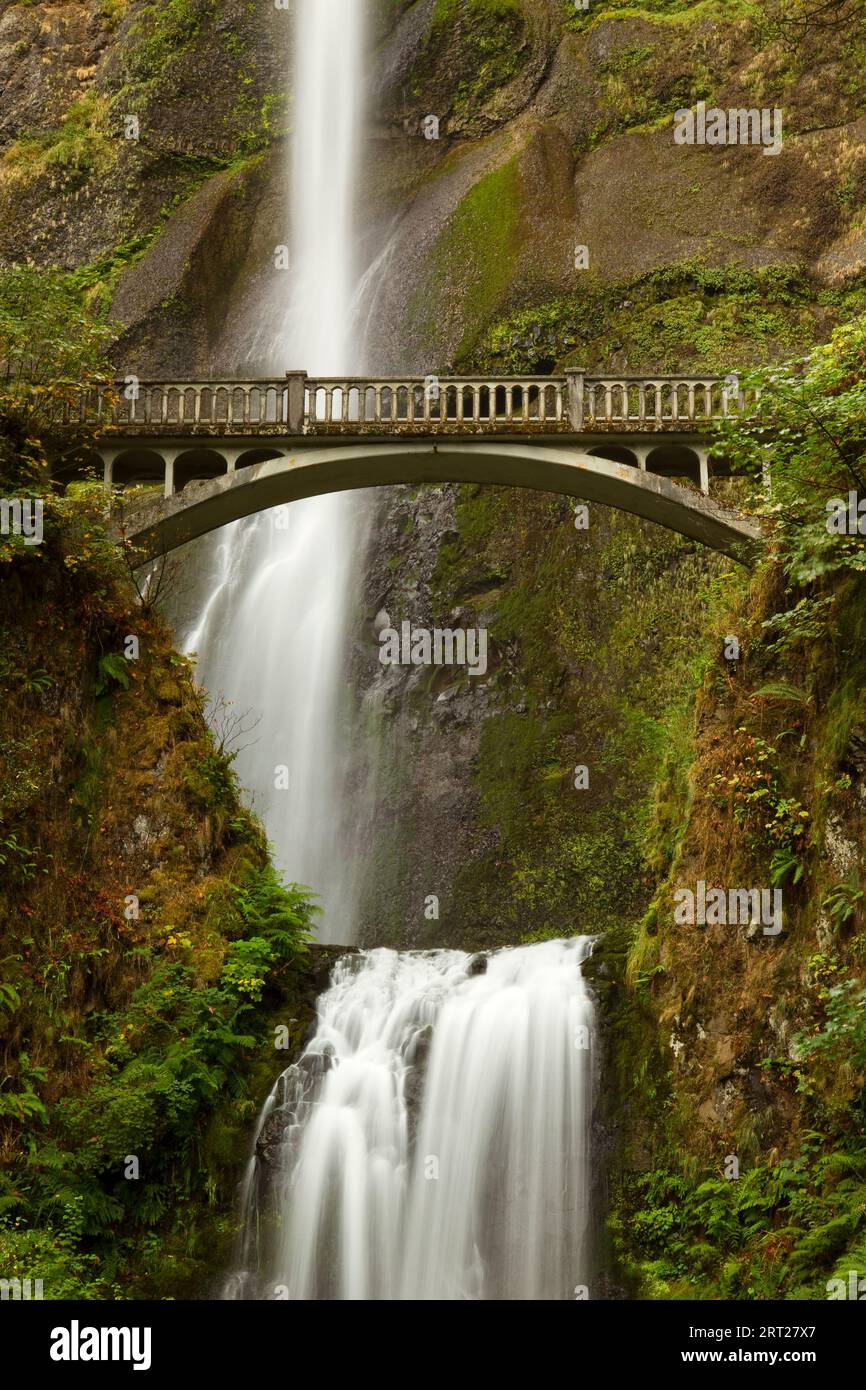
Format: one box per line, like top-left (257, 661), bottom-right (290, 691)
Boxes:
top-left (598, 316), bottom-right (866, 1298)
top-left (0, 270), bottom-right (316, 1297)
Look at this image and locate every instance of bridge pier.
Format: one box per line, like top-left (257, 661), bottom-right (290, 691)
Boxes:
top-left (162, 449), bottom-right (180, 499)
top-left (697, 449), bottom-right (709, 496)
top-left (221, 447), bottom-right (245, 476)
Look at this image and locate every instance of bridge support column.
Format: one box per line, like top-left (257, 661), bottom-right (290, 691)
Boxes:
top-left (697, 450), bottom-right (709, 496)
top-left (633, 446), bottom-right (650, 472)
top-left (565, 369), bottom-right (585, 431)
top-left (163, 450), bottom-right (178, 499)
top-left (222, 448), bottom-right (242, 475)
top-left (102, 453), bottom-right (114, 488)
top-left (286, 371), bottom-right (307, 434)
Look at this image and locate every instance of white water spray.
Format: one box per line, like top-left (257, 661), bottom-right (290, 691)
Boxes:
top-left (176, 0), bottom-right (368, 943)
top-left (225, 939), bottom-right (596, 1300)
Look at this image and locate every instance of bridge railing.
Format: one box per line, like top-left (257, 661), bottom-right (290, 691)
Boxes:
top-left (77, 381), bottom-right (294, 429)
top-left (73, 372), bottom-right (751, 434)
top-left (583, 376), bottom-right (741, 427)
top-left (304, 376), bottom-right (569, 429)
top-left (304, 375), bottom-right (746, 431)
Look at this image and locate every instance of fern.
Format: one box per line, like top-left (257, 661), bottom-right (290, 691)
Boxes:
top-left (752, 681), bottom-right (811, 706)
top-left (95, 651), bottom-right (130, 695)
top-left (770, 843), bottom-right (804, 887)
top-left (0, 981), bottom-right (21, 1014)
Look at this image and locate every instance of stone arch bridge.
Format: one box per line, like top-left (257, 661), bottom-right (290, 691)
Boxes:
top-left (63, 370), bottom-right (761, 562)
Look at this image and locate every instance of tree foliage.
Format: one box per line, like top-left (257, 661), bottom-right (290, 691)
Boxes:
top-left (718, 317), bottom-right (866, 584)
top-left (0, 265), bottom-right (115, 483)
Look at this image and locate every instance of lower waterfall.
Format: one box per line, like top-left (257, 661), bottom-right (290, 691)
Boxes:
top-left (224, 937), bottom-right (596, 1301)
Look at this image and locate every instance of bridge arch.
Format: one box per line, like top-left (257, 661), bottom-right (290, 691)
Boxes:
top-left (646, 442), bottom-right (703, 485)
top-left (113, 448), bottom-right (168, 486)
top-left (174, 448), bottom-right (229, 490)
top-left (109, 440), bottom-right (760, 564)
top-left (235, 446), bottom-right (286, 472)
top-left (586, 444), bottom-right (640, 468)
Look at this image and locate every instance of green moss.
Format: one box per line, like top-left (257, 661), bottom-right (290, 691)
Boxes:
top-left (409, 0), bottom-right (527, 113)
top-left (2, 95), bottom-right (116, 191)
top-left (473, 262), bottom-right (866, 375)
top-left (433, 0), bottom-right (520, 23)
top-left (566, 0), bottom-right (761, 32)
top-left (101, 0), bottom-right (130, 25)
top-left (121, 0), bottom-right (211, 86)
top-left (418, 155), bottom-right (522, 361)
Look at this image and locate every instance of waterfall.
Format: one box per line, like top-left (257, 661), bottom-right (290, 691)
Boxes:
top-left (173, 0), bottom-right (369, 944)
top-left (186, 2), bottom-right (602, 1301)
top-left (224, 939), bottom-right (596, 1300)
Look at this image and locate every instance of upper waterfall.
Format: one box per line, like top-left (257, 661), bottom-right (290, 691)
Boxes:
top-left (174, 0), bottom-right (371, 944)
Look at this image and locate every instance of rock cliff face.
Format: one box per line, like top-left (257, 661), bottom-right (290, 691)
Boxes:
top-left (344, 2), bottom-right (866, 951)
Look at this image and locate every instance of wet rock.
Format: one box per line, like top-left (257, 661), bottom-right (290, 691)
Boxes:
top-left (403, 1025), bottom-right (433, 1128)
top-left (256, 1107), bottom-right (291, 1169)
top-left (296, 1043), bottom-right (336, 1083)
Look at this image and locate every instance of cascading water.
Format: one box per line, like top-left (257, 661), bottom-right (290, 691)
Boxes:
top-left (202, 1), bottom-right (601, 1299)
top-left (174, 0), bottom-right (369, 944)
top-left (224, 939), bottom-right (596, 1300)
